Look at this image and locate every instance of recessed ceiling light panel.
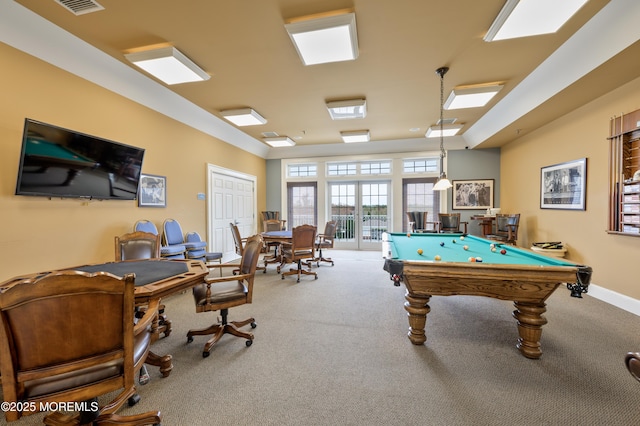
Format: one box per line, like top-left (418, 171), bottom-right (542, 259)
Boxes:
top-left (484, 0), bottom-right (588, 42)
top-left (425, 125), bottom-right (463, 138)
top-left (326, 99), bottom-right (367, 120)
top-left (444, 84), bottom-right (503, 109)
top-left (124, 46), bottom-right (210, 85)
top-left (221, 108), bottom-right (267, 126)
top-left (264, 137), bottom-right (296, 147)
top-left (341, 130), bottom-right (370, 143)
top-left (285, 10), bottom-right (359, 66)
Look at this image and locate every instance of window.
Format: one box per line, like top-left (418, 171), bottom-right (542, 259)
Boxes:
top-left (361, 161), bottom-right (391, 175)
top-left (288, 163), bottom-right (317, 177)
top-left (287, 182), bottom-right (317, 227)
top-left (327, 162), bottom-right (357, 176)
top-left (403, 158), bottom-right (439, 174)
top-left (403, 178), bottom-right (441, 232)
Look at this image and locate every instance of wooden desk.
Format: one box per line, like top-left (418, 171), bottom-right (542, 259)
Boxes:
top-left (1, 259), bottom-right (208, 377)
top-left (471, 215), bottom-right (495, 237)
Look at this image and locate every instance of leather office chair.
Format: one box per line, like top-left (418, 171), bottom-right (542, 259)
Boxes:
top-left (134, 219), bottom-right (186, 259)
top-left (315, 220), bottom-right (337, 266)
top-left (163, 218), bottom-right (206, 261)
top-left (486, 213), bottom-right (520, 245)
top-left (186, 235), bottom-right (263, 358)
top-left (406, 211), bottom-right (439, 233)
top-left (230, 223), bottom-right (265, 273)
top-left (281, 224), bottom-right (318, 282)
top-left (115, 230), bottom-right (161, 261)
top-left (261, 211), bottom-right (286, 231)
top-left (438, 213), bottom-right (468, 233)
top-left (263, 218), bottom-right (285, 254)
top-left (0, 271), bottom-right (161, 425)
top-left (115, 231), bottom-right (171, 343)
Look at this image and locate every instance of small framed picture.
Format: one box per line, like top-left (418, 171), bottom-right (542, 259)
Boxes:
top-left (540, 158), bottom-right (587, 210)
top-left (452, 179), bottom-right (494, 210)
top-left (138, 173), bottom-right (166, 208)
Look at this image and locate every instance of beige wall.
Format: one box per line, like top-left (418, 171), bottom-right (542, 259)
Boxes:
top-left (0, 44), bottom-right (266, 280)
top-left (501, 75), bottom-right (640, 299)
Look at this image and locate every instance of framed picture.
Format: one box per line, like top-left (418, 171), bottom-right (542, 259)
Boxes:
top-left (138, 173), bottom-right (166, 208)
top-left (452, 179), bottom-right (494, 210)
top-left (540, 158), bottom-right (587, 210)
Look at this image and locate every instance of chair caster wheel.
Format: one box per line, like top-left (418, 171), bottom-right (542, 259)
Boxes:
top-left (202, 351), bottom-right (210, 358)
top-left (315, 275), bottom-right (318, 279)
top-left (128, 393), bottom-right (141, 407)
top-left (251, 322), bottom-right (257, 329)
top-left (187, 335), bottom-right (193, 343)
top-left (246, 340), bottom-right (253, 347)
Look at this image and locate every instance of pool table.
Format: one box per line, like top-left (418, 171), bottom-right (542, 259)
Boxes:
top-left (24, 138), bottom-right (99, 186)
top-left (382, 232), bottom-right (592, 359)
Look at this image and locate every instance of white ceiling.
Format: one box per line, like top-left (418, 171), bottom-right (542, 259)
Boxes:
top-left (3, 0), bottom-right (640, 160)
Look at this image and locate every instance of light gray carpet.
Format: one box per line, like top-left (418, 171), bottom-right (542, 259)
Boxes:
top-left (7, 251), bottom-right (640, 425)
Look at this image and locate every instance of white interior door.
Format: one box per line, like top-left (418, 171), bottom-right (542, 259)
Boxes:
top-left (207, 165), bottom-right (256, 262)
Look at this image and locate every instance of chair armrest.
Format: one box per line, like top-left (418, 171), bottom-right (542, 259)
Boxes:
top-left (204, 272), bottom-right (252, 284)
top-left (134, 298), bottom-right (160, 336)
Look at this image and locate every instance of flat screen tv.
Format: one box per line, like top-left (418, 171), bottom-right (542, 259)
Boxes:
top-left (15, 119), bottom-right (145, 200)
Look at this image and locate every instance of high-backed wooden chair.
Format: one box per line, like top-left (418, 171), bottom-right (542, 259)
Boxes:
top-left (263, 218), bottom-right (286, 253)
top-left (405, 211), bottom-right (439, 233)
top-left (230, 223), bottom-right (265, 273)
top-left (315, 220), bottom-right (337, 266)
top-left (281, 224), bottom-right (318, 282)
top-left (187, 235), bottom-right (263, 358)
top-left (486, 213), bottom-right (521, 245)
top-left (115, 231), bottom-right (171, 343)
top-left (438, 213), bottom-right (468, 233)
top-left (0, 270), bottom-right (161, 425)
top-left (261, 211), bottom-right (286, 232)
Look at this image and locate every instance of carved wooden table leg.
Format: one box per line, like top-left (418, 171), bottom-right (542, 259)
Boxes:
top-left (512, 301), bottom-right (548, 359)
top-left (145, 351), bottom-right (174, 377)
top-left (404, 292), bottom-right (431, 345)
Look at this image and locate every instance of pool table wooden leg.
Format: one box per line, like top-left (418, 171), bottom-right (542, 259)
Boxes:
top-left (512, 301), bottom-right (548, 359)
top-left (404, 292), bottom-right (431, 345)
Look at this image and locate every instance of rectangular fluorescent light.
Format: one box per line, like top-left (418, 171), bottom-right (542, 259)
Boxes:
top-left (264, 137), bottom-right (296, 147)
top-left (221, 108), bottom-right (267, 126)
top-left (285, 9), bottom-right (358, 66)
top-left (444, 84), bottom-right (503, 109)
top-left (341, 130), bottom-right (370, 143)
top-left (425, 125), bottom-right (463, 138)
top-left (124, 45), bottom-right (210, 85)
top-left (326, 99), bottom-right (367, 120)
top-left (484, 0), bottom-right (588, 42)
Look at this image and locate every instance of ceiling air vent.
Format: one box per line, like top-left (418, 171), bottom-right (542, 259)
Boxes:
top-left (262, 132), bottom-right (280, 138)
top-left (54, 0), bottom-right (104, 15)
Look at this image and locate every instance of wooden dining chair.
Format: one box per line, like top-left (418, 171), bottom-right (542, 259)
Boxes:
top-left (280, 224), bottom-right (318, 282)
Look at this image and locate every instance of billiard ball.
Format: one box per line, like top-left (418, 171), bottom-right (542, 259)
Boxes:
top-left (491, 247), bottom-right (497, 252)
top-left (476, 257), bottom-right (483, 262)
top-left (489, 243), bottom-right (495, 249)
top-left (434, 255), bottom-right (441, 261)
top-left (452, 239), bottom-right (456, 243)
top-left (468, 257), bottom-right (475, 262)
top-left (460, 236), bottom-right (465, 240)
top-left (407, 233), bottom-right (411, 237)
top-left (440, 242), bottom-right (445, 247)
top-left (417, 248), bottom-right (423, 255)
top-left (463, 245), bottom-right (469, 251)
top-left (500, 249), bottom-right (507, 255)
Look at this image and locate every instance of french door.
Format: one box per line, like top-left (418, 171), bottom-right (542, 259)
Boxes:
top-left (328, 181), bottom-right (389, 250)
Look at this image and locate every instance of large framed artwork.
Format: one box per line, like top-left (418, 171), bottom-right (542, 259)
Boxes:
top-left (452, 179), bottom-right (494, 210)
top-left (138, 173), bottom-right (166, 208)
top-left (540, 158), bottom-right (587, 210)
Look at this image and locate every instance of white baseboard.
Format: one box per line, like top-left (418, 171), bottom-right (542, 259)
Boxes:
top-left (587, 283), bottom-right (640, 316)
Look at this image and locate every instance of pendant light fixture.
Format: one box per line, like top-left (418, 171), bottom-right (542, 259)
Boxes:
top-left (433, 66), bottom-right (453, 191)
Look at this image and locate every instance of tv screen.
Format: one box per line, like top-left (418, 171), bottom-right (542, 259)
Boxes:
top-left (15, 119), bottom-right (145, 200)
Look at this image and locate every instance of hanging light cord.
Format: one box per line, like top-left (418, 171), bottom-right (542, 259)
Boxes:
top-left (436, 67), bottom-right (449, 174)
